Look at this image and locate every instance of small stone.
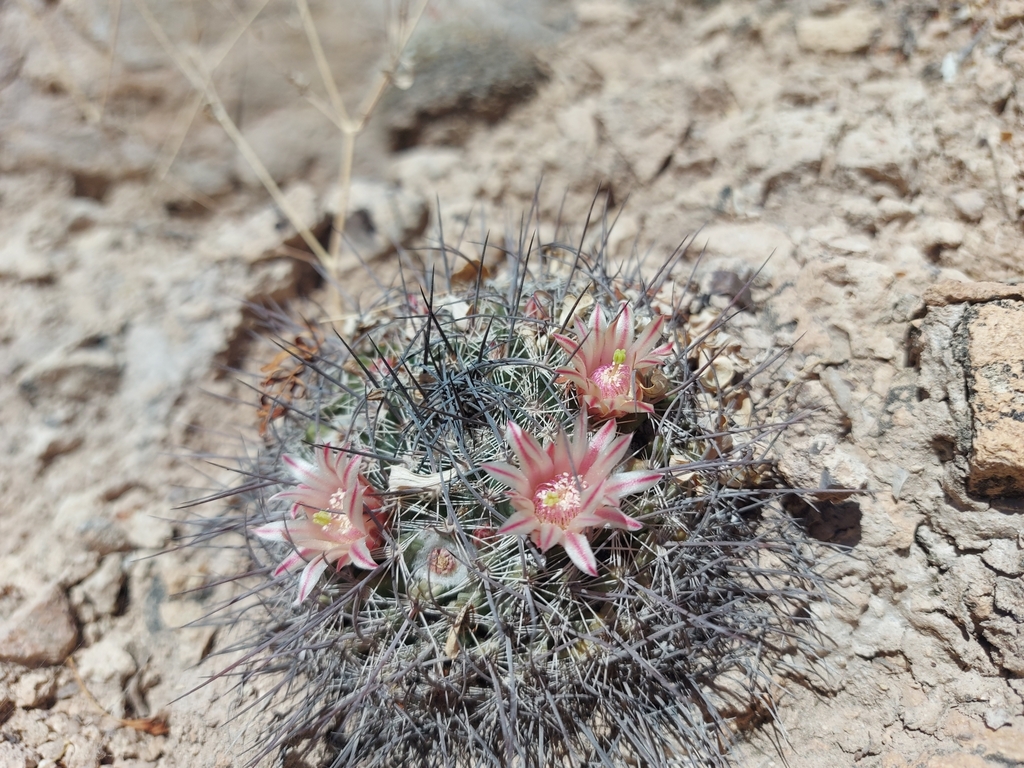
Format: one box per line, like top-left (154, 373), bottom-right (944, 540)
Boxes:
top-left (12, 670), bottom-right (57, 709)
top-left (324, 179), bottom-right (428, 263)
top-left (69, 554), bottom-right (124, 621)
top-left (17, 343), bottom-right (122, 405)
top-left (996, 0), bottom-right (1024, 28)
top-left (950, 190), bottom-right (987, 222)
top-left (916, 218), bottom-right (964, 253)
top-left (964, 302), bottom-right (1024, 495)
top-left (981, 615), bottom-right (1024, 674)
top-left (981, 539), bottom-right (1024, 576)
top-left (984, 709), bottom-right (1012, 730)
top-left (76, 519), bottom-right (132, 556)
top-left (200, 182), bottom-right (321, 263)
top-left (75, 635), bottom-right (137, 687)
top-left (994, 577), bottom-right (1024, 620)
top-left (796, 7), bottom-right (880, 54)
top-left (0, 587), bottom-right (78, 667)
top-left (836, 117), bottom-right (916, 193)
top-left (923, 280), bottom-right (1024, 307)
top-left (0, 741), bottom-right (35, 768)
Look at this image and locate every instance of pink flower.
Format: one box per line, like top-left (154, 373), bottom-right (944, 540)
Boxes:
top-left (483, 415), bottom-right (661, 576)
top-left (254, 446), bottom-right (384, 603)
top-left (553, 303), bottom-right (673, 420)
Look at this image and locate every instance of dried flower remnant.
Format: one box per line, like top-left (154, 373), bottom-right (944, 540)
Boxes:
top-left (254, 446), bottom-right (383, 602)
top-left (484, 414), bottom-right (660, 576)
top-left (553, 302), bottom-right (673, 420)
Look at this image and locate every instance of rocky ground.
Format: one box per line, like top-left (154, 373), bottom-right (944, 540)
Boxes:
top-left (1, 0), bottom-right (1024, 766)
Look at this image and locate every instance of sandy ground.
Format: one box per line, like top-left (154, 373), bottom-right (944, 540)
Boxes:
top-left (1, 0), bottom-right (1024, 766)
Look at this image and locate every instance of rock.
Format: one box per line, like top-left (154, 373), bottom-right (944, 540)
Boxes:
top-left (915, 218), bottom-right (964, 255)
top-left (836, 117), bottom-right (916, 194)
top-left (963, 302), bottom-right (1024, 495)
top-left (381, 25), bottom-right (547, 149)
top-left (851, 595), bottom-right (906, 658)
top-left (973, 56), bottom-right (1014, 109)
top-left (796, 7), bottom-right (881, 54)
top-left (325, 179), bottom-right (429, 263)
top-left (950, 190), bottom-right (986, 222)
top-left (0, 586), bottom-right (78, 667)
top-left (17, 341), bottom-right (122, 405)
top-left (980, 539), bottom-right (1024, 576)
top-left (993, 577), bottom-right (1024, 621)
top-left (12, 670), bottom-right (57, 709)
top-left (996, 0), bottom-right (1024, 28)
top-left (69, 554), bottom-right (124, 622)
top-left (981, 615), bottom-right (1024, 675)
top-left (389, 148), bottom-right (463, 191)
top-left (923, 280), bottom-right (1024, 307)
top-left (124, 508), bottom-right (173, 551)
top-left (200, 182), bottom-right (321, 263)
top-left (0, 741), bottom-right (36, 768)
top-left (75, 635), bottom-right (137, 687)
top-left (76, 519), bottom-right (132, 557)
top-left (596, 80), bottom-right (690, 181)
top-left (693, 222), bottom-right (795, 268)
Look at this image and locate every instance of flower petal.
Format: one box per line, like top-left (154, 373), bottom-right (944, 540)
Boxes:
top-left (604, 469), bottom-right (662, 499)
top-left (349, 540), bottom-right (378, 570)
top-left (562, 531), bottom-right (599, 577)
top-left (273, 549), bottom-right (308, 577)
top-left (535, 523), bottom-right (562, 552)
top-left (613, 303), bottom-right (632, 352)
top-left (253, 521), bottom-right (290, 542)
top-left (482, 461), bottom-right (529, 492)
top-left (497, 511), bottom-right (539, 537)
top-left (592, 506), bottom-right (644, 531)
top-left (584, 432), bottom-right (633, 482)
top-left (282, 455), bottom-right (335, 491)
top-left (296, 556), bottom-right (329, 603)
top-left (507, 421), bottom-right (549, 481)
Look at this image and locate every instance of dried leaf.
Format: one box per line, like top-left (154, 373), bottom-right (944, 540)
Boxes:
top-left (388, 467), bottom-right (457, 495)
top-left (450, 260), bottom-right (490, 285)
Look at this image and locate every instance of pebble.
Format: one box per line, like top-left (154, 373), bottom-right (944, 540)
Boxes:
top-left (950, 189), bottom-right (986, 222)
top-left (0, 587), bottom-right (78, 668)
top-left (964, 302), bottom-right (1024, 496)
top-left (796, 7), bottom-right (881, 54)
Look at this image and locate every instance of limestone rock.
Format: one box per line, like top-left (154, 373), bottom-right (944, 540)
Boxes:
top-left (923, 280), bottom-right (1024, 307)
top-left (981, 539), bottom-right (1024, 576)
top-left (12, 670), bottom-right (57, 709)
top-left (69, 554), bottom-right (124, 623)
top-left (996, 0), bottom-right (1024, 28)
top-left (325, 179), bottom-right (429, 263)
top-left (796, 7), bottom-right (881, 54)
top-left (964, 302), bottom-right (1024, 495)
top-left (0, 587), bottom-right (78, 667)
top-left (950, 190), bottom-right (986, 222)
top-left (17, 341), bottom-right (122, 405)
top-left (382, 24), bottom-right (547, 149)
top-left (836, 117), bottom-right (916, 193)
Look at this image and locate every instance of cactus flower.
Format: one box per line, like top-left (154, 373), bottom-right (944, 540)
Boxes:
top-left (553, 303), bottom-right (673, 420)
top-left (483, 415), bottom-right (660, 576)
top-left (255, 446), bottom-right (383, 602)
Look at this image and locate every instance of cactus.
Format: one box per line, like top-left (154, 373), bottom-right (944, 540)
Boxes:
top-left (189, 203), bottom-right (824, 768)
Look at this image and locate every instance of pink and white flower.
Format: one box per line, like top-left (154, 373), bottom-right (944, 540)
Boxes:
top-left (553, 303), bottom-right (673, 420)
top-left (483, 415), bottom-right (661, 576)
top-left (254, 446), bottom-right (384, 603)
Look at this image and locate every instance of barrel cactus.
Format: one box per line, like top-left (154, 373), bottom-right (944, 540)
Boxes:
top-left (191, 208), bottom-right (823, 768)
